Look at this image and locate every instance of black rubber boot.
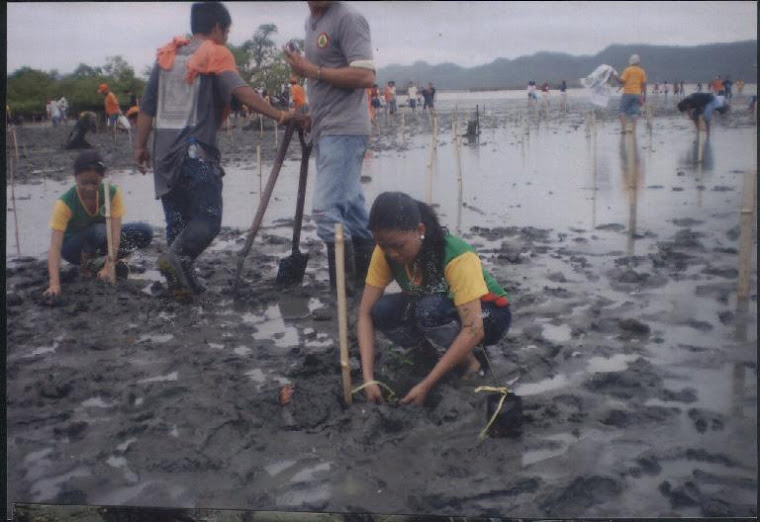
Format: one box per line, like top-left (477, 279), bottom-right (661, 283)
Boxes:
top-left (325, 241), bottom-right (356, 294)
top-left (352, 236), bottom-right (376, 288)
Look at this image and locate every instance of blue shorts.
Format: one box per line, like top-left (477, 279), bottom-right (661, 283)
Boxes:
top-left (107, 114), bottom-right (119, 127)
top-left (619, 94), bottom-right (641, 117)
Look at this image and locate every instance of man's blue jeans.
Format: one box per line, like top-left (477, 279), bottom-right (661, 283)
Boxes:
top-left (313, 135), bottom-right (373, 243)
top-left (60, 222), bottom-right (153, 265)
top-left (371, 292), bottom-right (512, 350)
top-left (160, 157), bottom-right (223, 261)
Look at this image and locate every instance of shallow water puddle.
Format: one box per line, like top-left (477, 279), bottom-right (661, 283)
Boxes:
top-left (137, 333), bottom-right (174, 344)
top-left (586, 353), bottom-right (640, 373)
top-left (21, 335), bottom-right (64, 358)
top-left (81, 397), bottom-right (112, 408)
top-left (246, 304), bottom-right (300, 349)
top-left (233, 345), bottom-right (252, 356)
top-left (138, 371), bottom-right (178, 383)
top-left (514, 374), bottom-right (571, 396)
top-left (541, 323), bottom-right (573, 343)
top-left (522, 432), bottom-right (579, 466)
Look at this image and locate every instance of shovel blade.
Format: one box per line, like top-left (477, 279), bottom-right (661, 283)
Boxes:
top-left (276, 250), bottom-right (310, 286)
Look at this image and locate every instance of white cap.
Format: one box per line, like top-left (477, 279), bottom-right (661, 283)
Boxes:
top-left (629, 54), bottom-right (640, 65)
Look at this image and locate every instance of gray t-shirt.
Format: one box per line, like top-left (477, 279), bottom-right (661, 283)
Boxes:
top-left (141, 39), bottom-right (247, 198)
top-left (305, 2), bottom-right (373, 141)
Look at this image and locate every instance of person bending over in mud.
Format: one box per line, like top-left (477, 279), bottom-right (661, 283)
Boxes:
top-left (63, 111), bottom-right (98, 150)
top-left (357, 192), bottom-right (512, 406)
top-left (677, 92), bottom-right (729, 134)
top-left (43, 151), bottom-right (153, 298)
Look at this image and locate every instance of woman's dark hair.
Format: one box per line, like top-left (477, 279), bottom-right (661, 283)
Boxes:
top-left (191, 2), bottom-right (232, 35)
top-left (368, 192), bottom-right (447, 288)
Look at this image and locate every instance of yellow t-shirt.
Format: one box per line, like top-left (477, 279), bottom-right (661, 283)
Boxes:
top-left (49, 186), bottom-right (125, 233)
top-left (366, 247), bottom-right (489, 306)
top-left (620, 65), bottom-right (646, 95)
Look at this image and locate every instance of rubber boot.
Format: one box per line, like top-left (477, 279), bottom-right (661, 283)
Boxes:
top-left (325, 241), bottom-right (356, 295)
top-left (352, 236), bottom-right (376, 288)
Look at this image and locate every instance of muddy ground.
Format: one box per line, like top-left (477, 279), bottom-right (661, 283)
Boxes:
top-left (6, 96), bottom-right (759, 519)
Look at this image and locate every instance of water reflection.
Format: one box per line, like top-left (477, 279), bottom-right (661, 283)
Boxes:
top-left (619, 132), bottom-right (644, 256)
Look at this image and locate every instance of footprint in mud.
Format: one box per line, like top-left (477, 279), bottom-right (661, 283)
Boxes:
top-left (538, 475), bottom-right (623, 515)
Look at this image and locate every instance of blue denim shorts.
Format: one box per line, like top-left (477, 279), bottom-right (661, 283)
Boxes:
top-left (619, 94), bottom-right (641, 117)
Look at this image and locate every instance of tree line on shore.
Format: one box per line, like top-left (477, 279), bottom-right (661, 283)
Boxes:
top-left (7, 23), bottom-right (302, 122)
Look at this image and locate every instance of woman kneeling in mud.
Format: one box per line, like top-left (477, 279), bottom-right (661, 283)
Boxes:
top-left (358, 192), bottom-right (512, 406)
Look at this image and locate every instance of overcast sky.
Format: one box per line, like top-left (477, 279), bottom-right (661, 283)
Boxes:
top-left (6, 1), bottom-right (758, 76)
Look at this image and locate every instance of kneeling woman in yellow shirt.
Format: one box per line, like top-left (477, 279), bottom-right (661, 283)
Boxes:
top-left (43, 151), bottom-right (153, 297)
top-left (358, 192), bottom-right (512, 406)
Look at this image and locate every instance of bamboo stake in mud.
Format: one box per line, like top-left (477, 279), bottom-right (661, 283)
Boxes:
top-left (737, 169), bottom-right (756, 301)
top-left (426, 125), bottom-right (435, 205)
top-left (334, 223), bottom-right (353, 405)
top-left (9, 156), bottom-right (21, 255)
top-left (274, 121), bottom-right (279, 148)
top-left (257, 144), bottom-right (262, 203)
top-left (11, 124), bottom-right (20, 161)
top-left (259, 113), bottom-right (264, 137)
top-left (103, 180), bottom-right (117, 284)
top-left (401, 110), bottom-right (406, 144)
top-left (455, 117), bottom-right (463, 235)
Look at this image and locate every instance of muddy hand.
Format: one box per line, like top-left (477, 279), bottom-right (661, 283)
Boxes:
top-left (43, 284), bottom-right (61, 298)
top-left (400, 382), bottom-right (430, 406)
top-left (97, 262), bottom-right (115, 284)
top-left (364, 382), bottom-right (384, 404)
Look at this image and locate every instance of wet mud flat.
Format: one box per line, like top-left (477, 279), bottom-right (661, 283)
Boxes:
top-left (6, 98), bottom-right (759, 518)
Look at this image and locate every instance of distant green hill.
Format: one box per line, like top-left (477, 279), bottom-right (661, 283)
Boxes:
top-left (378, 41), bottom-right (758, 90)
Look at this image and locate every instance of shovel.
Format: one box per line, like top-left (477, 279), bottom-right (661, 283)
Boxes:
top-left (276, 129), bottom-right (313, 286)
top-left (234, 121), bottom-right (296, 290)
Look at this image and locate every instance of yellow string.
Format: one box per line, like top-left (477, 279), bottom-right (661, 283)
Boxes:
top-left (475, 385), bottom-right (510, 440)
top-left (352, 380), bottom-right (398, 403)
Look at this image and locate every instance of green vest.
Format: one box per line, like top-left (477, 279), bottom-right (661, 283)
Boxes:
top-left (59, 184), bottom-right (117, 239)
top-left (386, 234), bottom-right (509, 305)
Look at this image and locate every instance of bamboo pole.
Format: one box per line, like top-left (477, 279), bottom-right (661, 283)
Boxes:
top-left (426, 124), bottom-right (435, 205)
top-left (335, 223), bottom-right (353, 405)
top-left (274, 121), bottom-right (279, 148)
top-left (737, 169), bottom-right (756, 301)
top-left (103, 180), bottom-right (116, 284)
top-left (401, 110), bottom-right (406, 144)
top-left (257, 144), bottom-right (262, 204)
top-left (259, 114), bottom-right (264, 137)
top-left (11, 124), bottom-right (20, 161)
top-left (9, 156), bottom-right (21, 255)
top-left (455, 116), bottom-right (463, 235)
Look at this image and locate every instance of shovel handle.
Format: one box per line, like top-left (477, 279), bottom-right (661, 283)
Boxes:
top-left (234, 121), bottom-right (297, 289)
top-left (291, 129), bottom-right (313, 255)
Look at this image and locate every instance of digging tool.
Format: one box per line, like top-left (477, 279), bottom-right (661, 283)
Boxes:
top-left (103, 180), bottom-right (117, 284)
top-left (234, 121), bottom-right (296, 289)
top-left (276, 129), bottom-right (313, 286)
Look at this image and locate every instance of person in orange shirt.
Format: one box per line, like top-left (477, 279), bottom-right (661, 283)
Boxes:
top-left (614, 54), bottom-right (647, 134)
top-left (384, 80), bottom-right (396, 114)
top-left (289, 76), bottom-right (307, 112)
top-left (711, 76), bottom-right (723, 93)
top-left (98, 83), bottom-right (122, 140)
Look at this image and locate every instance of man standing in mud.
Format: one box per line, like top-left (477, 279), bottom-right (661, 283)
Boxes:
top-left (134, 1), bottom-right (303, 296)
top-left (283, 0), bottom-right (376, 292)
